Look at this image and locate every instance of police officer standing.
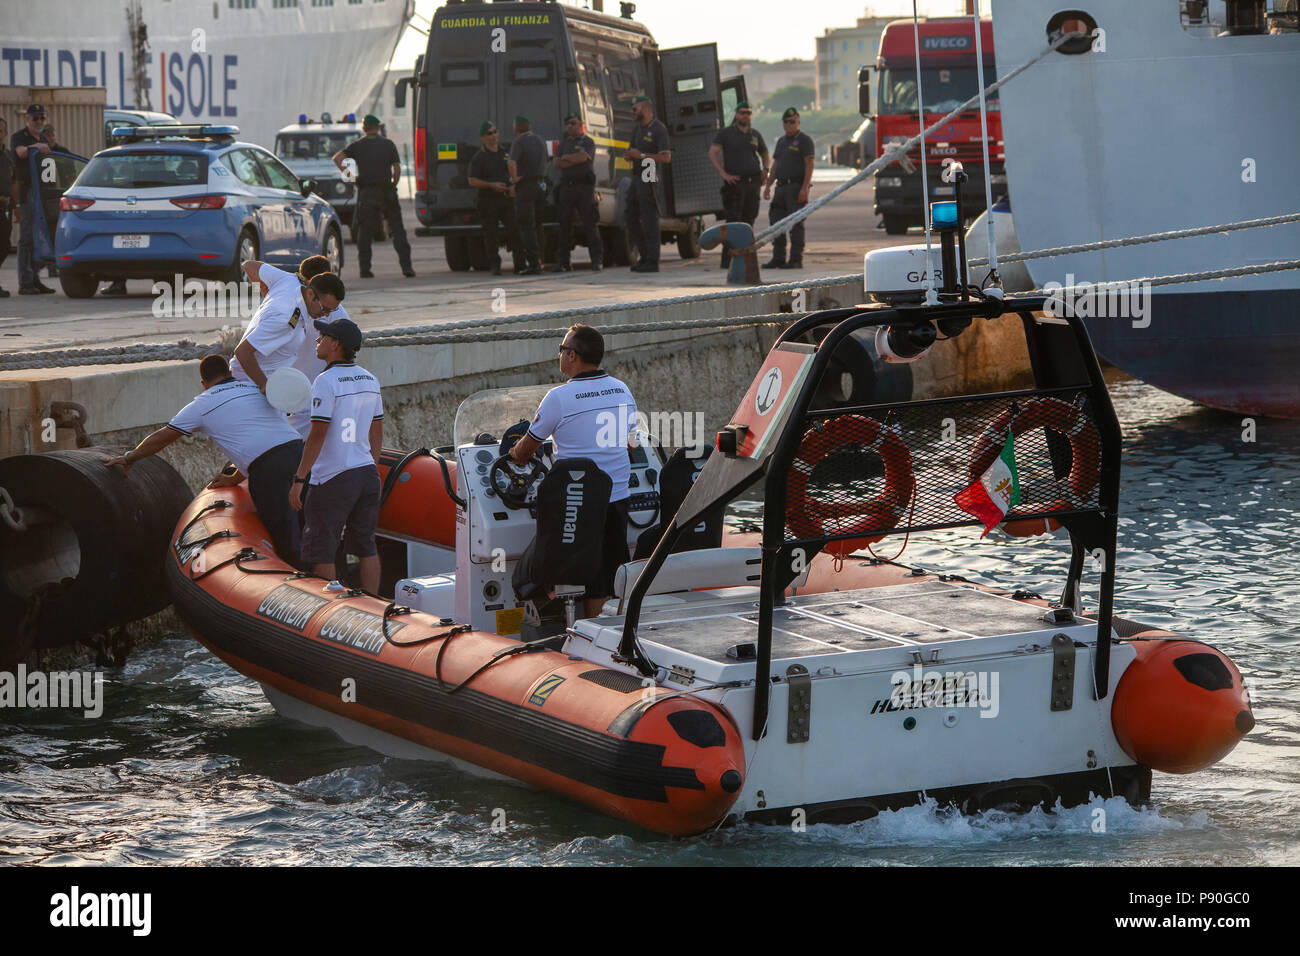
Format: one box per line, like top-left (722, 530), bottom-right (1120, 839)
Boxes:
top-left (624, 96), bottom-right (671, 273)
top-left (0, 116), bottom-right (13, 298)
top-left (763, 108), bottom-right (815, 269)
top-left (552, 111), bottom-right (602, 273)
top-left (508, 115), bottom-right (547, 276)
top-left (468, 120), bottom-right (524, 276)
top-left (332, 114), bottom-right (414, 280)
top-left (708, 102), bottom-right (769, 269)
top-left (10, 105), bottom-right (55, 295)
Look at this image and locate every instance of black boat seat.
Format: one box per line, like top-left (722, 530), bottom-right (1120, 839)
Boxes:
top-left (512, 458), bottom-right (611, 622)
top-left (633, 446), bottom-right (723, 560)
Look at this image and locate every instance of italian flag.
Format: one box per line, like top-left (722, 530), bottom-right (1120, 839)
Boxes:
top-left (954, 434), bottom-right (1021, 536)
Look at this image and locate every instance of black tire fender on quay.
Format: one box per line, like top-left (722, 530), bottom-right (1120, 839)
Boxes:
top-left (0, 447), bottom-right (193, 659)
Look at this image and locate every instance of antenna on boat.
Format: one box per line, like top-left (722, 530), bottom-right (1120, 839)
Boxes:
top-left (910, 1), bottom-right (939, 306)
top-left (971, 0), bottom-right (1002, 298)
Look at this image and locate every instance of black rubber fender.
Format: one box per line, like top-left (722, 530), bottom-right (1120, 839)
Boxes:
top-left (0, 447), bottom-right (192, 658)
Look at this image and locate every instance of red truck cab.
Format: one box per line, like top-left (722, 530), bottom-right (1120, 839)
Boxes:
top-left (871, 17), bottom-right (1006, 234)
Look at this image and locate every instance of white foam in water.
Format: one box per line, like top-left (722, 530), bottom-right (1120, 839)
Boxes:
top-left (750, 795), bottom-right (1208, 848)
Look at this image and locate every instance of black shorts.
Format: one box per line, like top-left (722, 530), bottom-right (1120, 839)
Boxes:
top-left (301, 464), bottom-right (380, 565)
top-left (598, 499), bottom-right (631, 598)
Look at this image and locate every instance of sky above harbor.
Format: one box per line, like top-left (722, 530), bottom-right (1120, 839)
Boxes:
top-left (393, 0), bottom-right (972, 68)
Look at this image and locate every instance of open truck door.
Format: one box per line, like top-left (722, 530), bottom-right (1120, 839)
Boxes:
top-left (658, 43), bottom-right (734, 219)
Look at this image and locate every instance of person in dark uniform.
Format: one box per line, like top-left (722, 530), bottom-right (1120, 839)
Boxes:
top-left (507, 115), bottom-right (547, 276)
top-left (552, 112), bottom-right (602, 273)
top-left (624, 96), bottom-right (671, 273)
top-left (708, 102), bottom-right (769, 269)
top-left (10, 105), bottom-right (55, 295)
top-left (0, 116), bottom-right (13, 298)
top-left (39, 124), bottom-right (65, 279)
top-left (332, 114), bottom-right (413, 279)
top-left (764, 108), bottom-right (816, 269)
top-left (468, 121), bottom-right (524, 276)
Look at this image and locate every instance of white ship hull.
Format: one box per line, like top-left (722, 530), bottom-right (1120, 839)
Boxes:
top-left (0, 0), bottom-right (410, 149)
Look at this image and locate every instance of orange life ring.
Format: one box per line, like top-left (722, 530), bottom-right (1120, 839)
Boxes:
top-left (786, 415), bottom-right (915, 557)
top-left (967, 397), bottom-right (1100, 537)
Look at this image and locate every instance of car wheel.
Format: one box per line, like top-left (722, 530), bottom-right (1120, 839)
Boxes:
top-left (59, 273), bottom-right (98, 299)
top-left (226, 228), bottom-right (259, 283)
top-left (444, 234), bottom-right (470, 272)
top-left (676, 216), bottom-right (702, 259)
top-left (883, 215), bottom-right (910, 236)
top-left (323, 226), bottom-right (343, 275)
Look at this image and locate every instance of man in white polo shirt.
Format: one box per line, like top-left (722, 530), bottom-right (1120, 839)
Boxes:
top-left (231, 262), bottom-right (345, 414)
top-left (509, 323), bottom-right (638, 616)
top-left (101, 353), bottom-right (305, 565)
top-left (290, 318), bottom-right (385, 594)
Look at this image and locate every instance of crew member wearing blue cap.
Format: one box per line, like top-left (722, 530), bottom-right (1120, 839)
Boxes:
top-left (708, 101), bottom-right (769, 270)
top-left (333, 114), bottom-right (414, 280)
top-left (10, 105), bottom-right (55, 295)
top-left (763, 108), bottom-right (815, 269)
top-left (291, 317), bottom-right (385, 594)
top-left (553, 112), bottom-right (602, 272)
top-left (624, 96), bottom-right (671, 273)
top-left (508, 115), bottom-right (548, 275)
top-left (468, 121), bottom-right (524, 276)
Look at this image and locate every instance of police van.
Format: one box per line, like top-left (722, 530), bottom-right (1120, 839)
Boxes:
top-left (395, 0), bottom-right (746, 271)
top-left (274, 113), bottom-right (384, 243)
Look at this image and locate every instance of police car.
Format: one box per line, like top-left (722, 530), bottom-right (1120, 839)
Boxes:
top-left (274, 113), bottom-right (382, 244)
top-left (55, 125), bottom-right (343, 298)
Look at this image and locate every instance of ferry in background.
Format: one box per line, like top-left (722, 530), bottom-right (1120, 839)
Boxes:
top-left (0, 0), bottom-right (411, 149)
top-left (990, 0), bottom-right (1300, 419)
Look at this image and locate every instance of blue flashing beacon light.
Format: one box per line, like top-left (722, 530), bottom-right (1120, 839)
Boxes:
top-left (930, 201), bottom-right (959, 230)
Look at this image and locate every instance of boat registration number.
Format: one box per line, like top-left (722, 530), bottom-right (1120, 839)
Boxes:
top-left (113, 234), bottom-right (150, 249)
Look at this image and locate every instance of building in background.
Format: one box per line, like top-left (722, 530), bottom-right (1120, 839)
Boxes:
top-left (718, 59), bottom-right (814, 107)
top-left (815, 10), bottom-right (893, 109)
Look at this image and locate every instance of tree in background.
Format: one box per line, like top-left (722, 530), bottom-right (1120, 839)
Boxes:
top-left (758, 85), bottom-right (816, 114)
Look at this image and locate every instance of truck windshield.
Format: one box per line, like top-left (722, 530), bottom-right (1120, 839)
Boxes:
top-left (275, 132), bottom-right (355, 161)
top-left (877, 67), bottom-right (998, 115)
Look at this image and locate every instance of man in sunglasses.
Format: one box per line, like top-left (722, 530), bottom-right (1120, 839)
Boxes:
top-left (468, 121), bottom-right (525, 276)
top-left (763, 108), bottom-right (815, 269)
top-left (708, 101), bottom-right (769, 270)
top-left (552, 111), bottom-right (603, 273)
top-left (10, 104), bottom-right (55, 295)
top-left (231, 260), bottom-right (345, 430)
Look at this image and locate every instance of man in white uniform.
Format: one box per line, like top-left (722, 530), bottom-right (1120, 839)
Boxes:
top-left (290, 318), bottom-right (385, 594)
top-left (509, 323), bottom-right (638, 616)
top-left (230, 262), bottom-right (345, 409)
top-left (101, 354), bottom-right (305, 565)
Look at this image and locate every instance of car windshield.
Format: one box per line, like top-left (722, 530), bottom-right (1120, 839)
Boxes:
top-left (78, 151), bottom-right (208, 188)
top-left (454, 385), bottom-right (555, 449)
top-left (275, 132), bottom-right (354, 161)
top-left (877, 66), bottom-right (999, 115)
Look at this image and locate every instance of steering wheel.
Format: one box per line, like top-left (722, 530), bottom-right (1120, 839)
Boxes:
top-left (489, 454), bottom-right (548, 509)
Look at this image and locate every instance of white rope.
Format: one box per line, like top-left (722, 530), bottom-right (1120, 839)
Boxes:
top-left (971, 1), bottom-right (999, 285)
top-left (968, 211), bottom-right (1300, 267)
top-left (1027, 258), bottom-right (1300, 295)
top-left (749, 28), bottom-right (1084, 249)
top-left (912, 0), bottom-right (938, 306)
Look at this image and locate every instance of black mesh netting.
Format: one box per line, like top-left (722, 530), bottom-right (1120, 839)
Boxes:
top-left (782, 390), bottom-right (1104, 544)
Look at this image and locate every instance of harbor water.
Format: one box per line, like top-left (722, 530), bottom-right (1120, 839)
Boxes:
top-left (1, 379), bottom-right (1296, 865)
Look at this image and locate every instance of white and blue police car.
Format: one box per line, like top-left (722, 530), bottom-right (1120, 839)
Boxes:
top-left (54, 124), bottom-right (343, 298)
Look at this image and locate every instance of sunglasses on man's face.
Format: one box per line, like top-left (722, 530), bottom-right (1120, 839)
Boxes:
top-left (558, 345), bottom-right (577, 356)
top-left (484, 129), bottom-right (498, 136)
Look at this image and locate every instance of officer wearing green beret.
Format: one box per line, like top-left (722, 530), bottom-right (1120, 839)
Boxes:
top-left (508, 115), bottom-right (548, 276)
top-left (708, 101), bottom-right (769, 269)
top-left (763, 107), bottom-right (815, 269)
top-left (553, 111), bottom-right (602, 272)
top-left (333, 114), bottom-right (414, 278)
top-left (467, 120), bottom-right (525, 276)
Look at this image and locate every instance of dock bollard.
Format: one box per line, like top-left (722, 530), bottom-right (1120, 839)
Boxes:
top-left (700, 221), bottom-right (761, 285)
